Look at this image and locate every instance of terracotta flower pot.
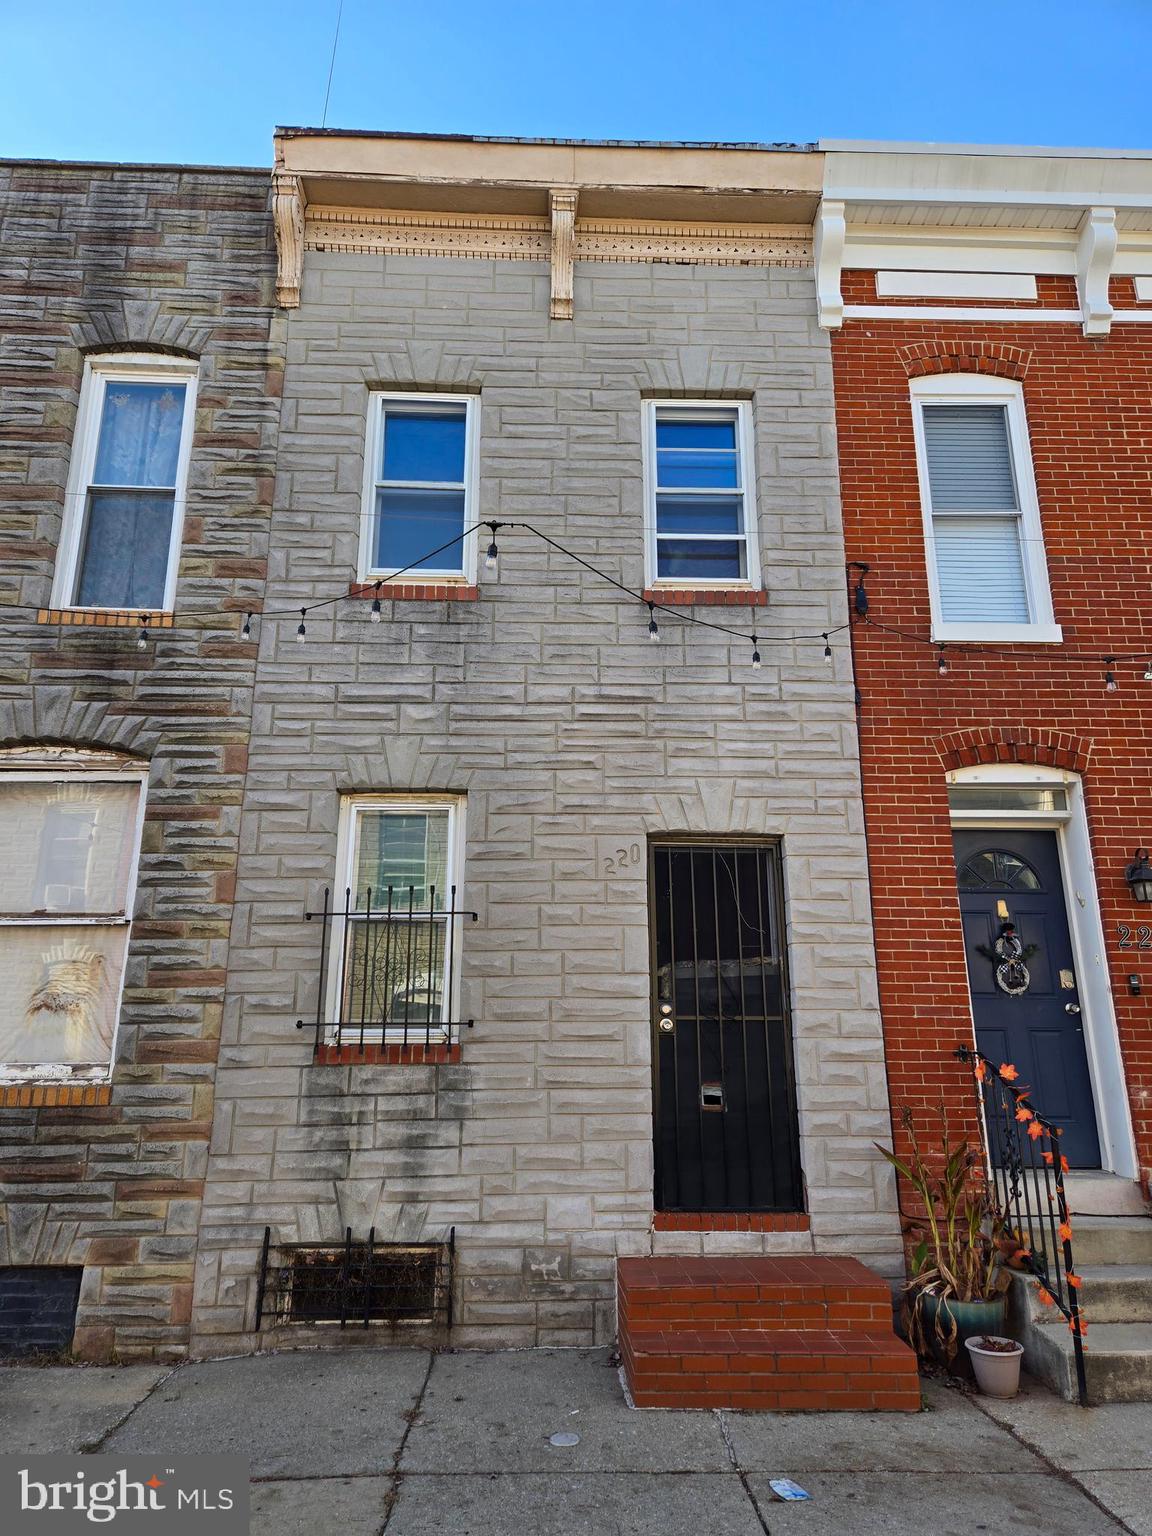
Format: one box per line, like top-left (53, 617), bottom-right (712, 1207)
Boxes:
top-left (965, 1334), bottom-right (1024, 1399)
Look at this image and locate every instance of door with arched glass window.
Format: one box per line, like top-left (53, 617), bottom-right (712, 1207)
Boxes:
top-left (953, 828), bottom-right (1100, 1167)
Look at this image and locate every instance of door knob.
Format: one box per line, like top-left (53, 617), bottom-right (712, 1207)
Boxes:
top-left (1065, 1003), bottom-right (1081, 1015)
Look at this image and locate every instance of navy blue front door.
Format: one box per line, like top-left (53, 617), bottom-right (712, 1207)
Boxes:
top-left (954, 828), bottom-right (1101, 1168)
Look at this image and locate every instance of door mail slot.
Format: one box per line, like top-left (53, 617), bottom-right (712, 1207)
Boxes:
top-left (700, 1082), bottom-right (725, 1111)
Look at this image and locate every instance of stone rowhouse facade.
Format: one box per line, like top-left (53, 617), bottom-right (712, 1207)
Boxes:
top-left (818, 145), bottom-right (1152, 1194)
top-left (192, 133), bottom-right (904, 1353)
top-left (0, 161), bottom-right (282, 1360)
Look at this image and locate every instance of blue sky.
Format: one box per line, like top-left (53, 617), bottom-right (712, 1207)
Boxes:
top-left (4, 0), bottom-right (1151, 166)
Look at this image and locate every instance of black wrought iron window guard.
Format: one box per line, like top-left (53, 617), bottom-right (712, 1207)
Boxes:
top-left (296, 883), bottom-right (477, 1056)
top-left (255, 1226), bottom-right (454, 1330)
top-left (956, 1043), bottom-right (1088, 1407)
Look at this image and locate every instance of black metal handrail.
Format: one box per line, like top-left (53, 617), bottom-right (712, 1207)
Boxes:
top-left (955, 1043), bottom-right (1088, 1405)
top-left (296, 883), bottom-right (477, 1056)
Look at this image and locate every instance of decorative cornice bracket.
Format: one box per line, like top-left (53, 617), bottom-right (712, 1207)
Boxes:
top-left (1076, 206), bottom-right (1117, 337)
top-left (549, 188), bottom-right (579, 320)
top-left (272, 172), bottom-right (307, 309)
top-left (814, 199), bottom-right (846, 329)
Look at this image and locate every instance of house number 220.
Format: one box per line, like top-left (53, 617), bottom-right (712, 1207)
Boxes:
top-left (603, 844), bottom-right (642, 875)
top-left (1117, 923), bottom-right (1152, 949)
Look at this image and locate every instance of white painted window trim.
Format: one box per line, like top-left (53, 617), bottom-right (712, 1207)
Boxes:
top-left (326, 794), bottom-right (467, 1041)
top-left (357, 392), bottom-right (479, 583)
top-left (642, 399), bottom-right (762, 591)
top-left (909, 373), bottom-right (1062, 643)
top-left (946, 762), bottom-right (1137, 1178)
top-left (52, 353), bottom-right (198, 614)
top-left (0, 764), bottom-right (148, 1082)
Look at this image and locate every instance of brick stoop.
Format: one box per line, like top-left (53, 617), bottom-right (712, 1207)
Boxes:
top-left (618, 1255), bottom-right (920, 1412)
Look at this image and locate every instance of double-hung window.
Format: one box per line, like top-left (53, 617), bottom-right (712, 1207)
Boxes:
top-left (644, 401), bottom-right (760, 588)
top-left (329, 797), bottom-right (465, 1038)
top-left (359, 394), bottom-right (478, 582)
top-left (0, 761), bottom-right (147, 1077)
top-left (54, 355), bottom-right (197, 613)
top-left (911, 375), bottom-right (1060, 642)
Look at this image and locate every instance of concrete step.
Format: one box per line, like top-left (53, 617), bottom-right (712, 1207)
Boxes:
top-left (622, 1326), bottom-right (921, 1411)
top-left (1014, 1264), bottom-right (1152, 1325)
top-left (1027, 1319), bottom-right (1152, 1404)
top-left (1029, 1215), bottom-right (1152, 1267)
top-left (1064, 1173), bottom-right (1150, 1218)
top-left (616, 1255), bottom-right (893, 1332)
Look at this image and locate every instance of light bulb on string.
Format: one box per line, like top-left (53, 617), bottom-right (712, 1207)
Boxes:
top-left (854, 575), bottom-right (869, 618)
top-left (1144, 658), bottom-right (1152, 682)
top-left (937, 644), bottom-right (949, 677)
top-left (136, 617), bottom-right (150, 652)
top-left (647, 603), bottom-right (660, 643)
top-left (370, 581), bottom-right (382, 623)
top-left (1104, 657), bottom-right (1118, 693)
top-left (751, 634), bottom-right (761, 671)
top-left (485, 523), bottom-right (500, 572)
top-left (823, 633), bottom-right (832, 663)
top-left (296, 609), bottom-right (307, 644)
top-left (241, 612), bottom-right (253, 641)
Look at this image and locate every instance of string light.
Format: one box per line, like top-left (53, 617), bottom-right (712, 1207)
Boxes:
top-left (850, 562), bottom-right (870, 618)
top-left (370, 581), bottom-right (382, 623)
top-left (136, 616), bottom-right (150, 651)
top-left (241, 613), bottom-right (253, 641)
top-left (1144, 658), bottom-right (1152, 682)
top-left (823, 633), bottom-right (832, 663)
top-left (751, 635), bottom-right (761, 671)
top-left (296, 609), bottom-right (307, 644)
top-left (647, 603), bottom-right (660, 643)
top-left (485, 522), bottom-right (501, 572)
top-left (1104, 658), bottom-right (1118, 692)
top-left (937, 644), bottom-right (950, 677)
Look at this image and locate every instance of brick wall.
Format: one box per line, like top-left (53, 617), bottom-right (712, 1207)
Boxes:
top-left (830, 305), bottom-right (1152, 1185)
top-left (0, 162), bottom-right (282, 1360)
top-left (194, 249), bottom-right (904, 1353)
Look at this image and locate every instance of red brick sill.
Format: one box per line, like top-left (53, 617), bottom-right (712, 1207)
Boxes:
top-left (348, 582), bottom-right (478, 603)
top-left (0, 1083), bottom-right (113, 1107)
top-left (653, 1211), bottom-right (810, 1232)
top-left (313, 1042), bottom-right (460, 1065)
top-left (643, 588), bottom-right (767, 607)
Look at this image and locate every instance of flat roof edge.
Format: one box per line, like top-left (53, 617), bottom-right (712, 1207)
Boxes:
top-left (820, 138), bottom-right (1152, 160)
top-left (276, 126), bottom-right (817, 152)
top-left (0, 156), bottom-right (270, 175)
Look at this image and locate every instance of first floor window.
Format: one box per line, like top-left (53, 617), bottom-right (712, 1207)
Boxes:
top-left (331, 798), bottom-right (464, 1035)
top-left (911, 375), bottom-right (1059, 641)
top-left (55, 356), bottom-right (197, 612)
top-left (360, 394), bottom-right (477, 581)
top-left (0, 763), bottom-right (146, 1073)
top-left (645, 401), bottom-right (760, 587)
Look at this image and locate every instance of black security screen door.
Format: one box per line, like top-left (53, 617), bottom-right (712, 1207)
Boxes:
top-left (650, 840), bottom-right (803, 1212)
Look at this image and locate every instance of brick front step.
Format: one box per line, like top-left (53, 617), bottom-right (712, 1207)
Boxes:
top-left (622, 1327), bottom-right (921, 1412)
top-left (618, 1255), bottom-right (894, 1331)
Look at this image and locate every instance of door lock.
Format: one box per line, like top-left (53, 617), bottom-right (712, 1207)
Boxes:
top-left (1065, 1003), bottom-right (1081, 1015)
top-left (658, 1018), bottom-right (674, 1033)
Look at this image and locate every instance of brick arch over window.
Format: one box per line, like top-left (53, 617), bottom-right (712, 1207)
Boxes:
top-left (898, 342), bottom-right (1031, 382)
top-left (933, 727), bottom-right (1092, 775)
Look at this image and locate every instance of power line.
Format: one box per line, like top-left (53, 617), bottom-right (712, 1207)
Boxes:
top-left (320, 0), bottom-right (344, 129)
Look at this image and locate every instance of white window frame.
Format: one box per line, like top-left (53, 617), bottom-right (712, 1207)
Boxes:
top-left (910, 373), bottom-right (1061, 644)
top-left (358, 392), bottom-right (480, 584)
top-left (642, 399), bottom-right (761, 591)
top-left (327, 794), bottom-right (466, 1041)
top-left (52, 353), bottom-right (199, 614)
top-left (0, 761), bottom-right (148, 1082)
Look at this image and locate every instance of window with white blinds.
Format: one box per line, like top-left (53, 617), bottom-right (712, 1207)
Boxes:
top-left (911, 377), bottom-right (1059, 641)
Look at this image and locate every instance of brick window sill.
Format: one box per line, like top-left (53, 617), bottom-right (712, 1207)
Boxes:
top-left (38, 609), bottom-right (176, 629)
top-left (348, 582), bottom-right (478, 603)
top-left (653, 1212), bottom-right (810, 1232)
top-left (0, 1083), bottom-right (113, 1107)
top-left (312, 1042), bottom-right (460, 1065)
top-left (643, 588), bottom-right (767, 608)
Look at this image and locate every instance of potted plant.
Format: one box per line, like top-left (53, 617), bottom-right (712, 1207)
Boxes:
top-left (877, 1105), bottom-right (1012, 1375)
top-left (965, 1334), bottom-right (1025, 1398)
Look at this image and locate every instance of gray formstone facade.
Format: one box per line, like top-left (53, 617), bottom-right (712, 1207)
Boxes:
top-left (194, 244), bottom-right (903, 1352)
top-left (0, 161), bottom-right (282, 1360)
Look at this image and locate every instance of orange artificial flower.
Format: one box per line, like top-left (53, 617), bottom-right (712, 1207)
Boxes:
top-left (1069, 1317), bottom-right (1088, 1337)
top-left (999, 1064), bottom-right (1019, 1082)
top-left (1027, 1120), bottom-right (1045, 1140)
top-left (1067, 1273), bottom-right (1083, 1289)
top-left (1042, 1151), bottom-right (1054, 1166)
top-left (973, 1060), bottom-right (987, 1082)
top-left (1058, 1221), bottom-right (1073, 1242)
top-left (1036, 1286), bottom-right (1055, 1307)
top-left (1015, 1104), bottom-right (1034, 1122)
top-left (1061, 1155), bottom-right (1071, 1173)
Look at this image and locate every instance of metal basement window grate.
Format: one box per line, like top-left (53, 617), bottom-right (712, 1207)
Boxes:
top-left (255, 1228), bottom-right (453, 1330)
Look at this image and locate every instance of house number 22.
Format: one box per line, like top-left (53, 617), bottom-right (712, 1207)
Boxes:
top-left (1117, 923), bottom-right (1152, 949)
top-left (603, 844), bottom-right (642, 875)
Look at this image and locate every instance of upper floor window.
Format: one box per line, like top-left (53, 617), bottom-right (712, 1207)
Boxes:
top-left (0, 758), bottom-right (147, 1077)
top-left (910, 375), bottom-right (1060, 643)
top-left (359, 394), bottom-right (478, 582)
top-left (644, 401), bottom-right (760, 588)
top-left (54, 355), bottom-right (198, 613)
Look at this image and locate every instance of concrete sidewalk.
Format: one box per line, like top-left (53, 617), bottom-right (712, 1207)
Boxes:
top-left (0, 1349), bottom-right (1146, 1535)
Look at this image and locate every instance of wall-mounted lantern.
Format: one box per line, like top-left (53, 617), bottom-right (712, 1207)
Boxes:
top-left (1125, 848), bottom-right (1152, 903)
